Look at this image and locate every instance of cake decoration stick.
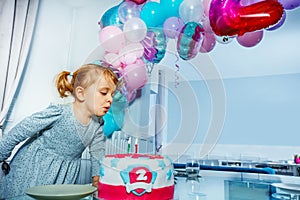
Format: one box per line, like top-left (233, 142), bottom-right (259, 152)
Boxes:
top-left (105, 138), bottom-right (109, 154)
top-left (117, 132), bottom-right (121, 154)
top-left (135, 138), bottom-right (138, 154)
top-left (127, 137), bottom-right (131, 154)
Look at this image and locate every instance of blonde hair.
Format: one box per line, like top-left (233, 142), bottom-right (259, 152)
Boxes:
top-left (55, 63), bottom-right (119, 98)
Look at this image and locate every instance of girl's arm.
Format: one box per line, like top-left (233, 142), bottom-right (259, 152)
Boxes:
top-left (89, 127), bottom-right (106, 184)
top-left (0, 103), bottom-right (62, 161)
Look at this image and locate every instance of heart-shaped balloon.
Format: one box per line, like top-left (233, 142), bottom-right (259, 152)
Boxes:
top-left (209, 0), bottom-right (284, 36)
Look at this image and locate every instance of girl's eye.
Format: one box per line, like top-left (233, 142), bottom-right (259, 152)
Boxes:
top-left (100, 92), bottom-right (107, 95)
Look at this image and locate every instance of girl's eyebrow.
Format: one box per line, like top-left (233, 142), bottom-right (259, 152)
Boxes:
top-left (99, 86), bottom-right (115, 92)
top-left (98, 85), bottom-right (111, 90)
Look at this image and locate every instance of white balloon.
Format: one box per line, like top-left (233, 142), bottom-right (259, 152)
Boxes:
top-left (123, 17), bottom-right (147, 42)
top-left (179, 0), bottom-right (203, 23)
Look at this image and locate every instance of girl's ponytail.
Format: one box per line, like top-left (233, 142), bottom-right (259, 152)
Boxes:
top-left (55, 71), bottom-right (74, 98)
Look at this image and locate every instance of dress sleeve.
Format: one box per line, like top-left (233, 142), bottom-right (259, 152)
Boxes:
top-left (89, 125), bottom-right (106, 177)
top-left (0, 103), bottom-right (63, 161)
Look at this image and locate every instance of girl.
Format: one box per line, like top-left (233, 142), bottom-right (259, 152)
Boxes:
top-left (0, 63), bottom-right (120, 198)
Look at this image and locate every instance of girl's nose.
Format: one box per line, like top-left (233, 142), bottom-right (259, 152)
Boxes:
top-left (106, 96), bottom-right (113, 103)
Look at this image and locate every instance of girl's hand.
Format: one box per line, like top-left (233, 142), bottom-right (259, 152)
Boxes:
top-left (1, 161), bottom-right (10, 175)
top-left (92, 176), bottom-right (99, 188)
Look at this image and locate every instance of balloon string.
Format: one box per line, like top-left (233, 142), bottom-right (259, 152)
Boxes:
top-left (174, 55), bottom-right (180, 88)
top-left (146, 62), bottom-right (154, 75)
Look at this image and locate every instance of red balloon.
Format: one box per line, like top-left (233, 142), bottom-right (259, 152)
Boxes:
top-left (209, 0), bottom-right (284, 36)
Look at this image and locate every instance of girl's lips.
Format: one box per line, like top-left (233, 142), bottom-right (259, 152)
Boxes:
top-left (103, 107), bottom-right (110, 112)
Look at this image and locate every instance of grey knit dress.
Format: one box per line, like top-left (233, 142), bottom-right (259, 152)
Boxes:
top-left (0, 103), bottom-right (105, 198)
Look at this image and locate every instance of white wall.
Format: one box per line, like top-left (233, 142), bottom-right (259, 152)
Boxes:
top-left (5, 0), bottom-right (122, 130)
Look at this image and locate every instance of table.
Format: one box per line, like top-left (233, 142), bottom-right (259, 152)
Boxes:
top-left (5, 171), bottom-right (300, 200)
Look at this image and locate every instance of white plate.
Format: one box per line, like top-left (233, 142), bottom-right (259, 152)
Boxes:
top-left (272, 183), bottom-right (300, 195)
top-left (25, 184), bottom-right (97, 200)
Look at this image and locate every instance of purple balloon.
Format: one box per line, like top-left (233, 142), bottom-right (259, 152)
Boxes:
top-left (237, 30), bottom-right (264, 48)
top-left (163, 17), bottom-right (185, 39)
top-left (266, 10), bottom-right (286, 31)
top-left (278, 0), bottom-right (300, 10)
top-left (240, 0), bottom-right (264, 6)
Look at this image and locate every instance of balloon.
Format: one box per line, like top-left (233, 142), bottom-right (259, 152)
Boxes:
top-left (266, 10), bottom-right (286, 31)
top-left (99, 26), bottom-right (126, 53)
top-left (119, 82), bottom-right (138, 103)
top-left (200, 32), bottom-right (216, 53)
top-left (122, 62), bottom-right (148, 91)
top-left (278, 0), bottom-right (300, 10)
top-left (141, 27), bottom-right (167, 63)
top-left (179, 0), bottom-right (204, 23)
top-left (103, 110), bottom-right (120, 137)
top-left (203, 0), bottom-right (212, 16)
top-left (236, 30), bottom-right (264, 47)
top-left (160, 0), bottom-right (183, 18)
top-left (199, 17), bottom-right (216, 53)
top-left (140, 2), bottom-right (166, 27)
top-left (126, 89), bottom-right (137, 103)
top-left (104, 52), bottom-right (121, 68)
top-left (127, 0), bottom-right (147, 5)
top-left (163, 17), bottom-right (185, 39)
top-left (209, 0), bottom-right (284, 36)
top-left (99, 4), bottom-right (123, 28)
top-left (240, 0), bottom-right (264, 6)
top-left (177, 22), bottom-right (204, 60)
top-left (118, 1), bottom-right (141, 23)
top-left (103, 91), bottom-right (127, 138)
top-left (123, 17), bottom-right (147, 42)
top-left (119, 43), bottom-right (145, 65)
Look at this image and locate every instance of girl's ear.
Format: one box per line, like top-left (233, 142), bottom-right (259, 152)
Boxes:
top-left (74, 86), bottom-right (85, 101)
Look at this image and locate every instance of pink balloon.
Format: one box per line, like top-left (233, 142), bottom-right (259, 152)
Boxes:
top-left (104, 52), bottom-right (121, 68)
top-left (126, 89), bottom-right (137, 103)
top-left (200, 32), bottom-right (216, 53)
top-left (236, 30), bottom-right (264, 47)
top-left (134, 58), bottom-right (144, 65)
top-left (123, 62), bottom-right (148, 91)
top-left (203, 0), bottom-right (212, 16)
top-left (200, 17), bottom-right (216, 52)
top-left (99, 26), bottom-right (126, 53)
top-left (119, 43), bottom-right (144, 65)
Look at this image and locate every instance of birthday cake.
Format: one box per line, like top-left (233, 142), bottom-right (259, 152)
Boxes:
top-left (98, 154), bottom-right (175, 200)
